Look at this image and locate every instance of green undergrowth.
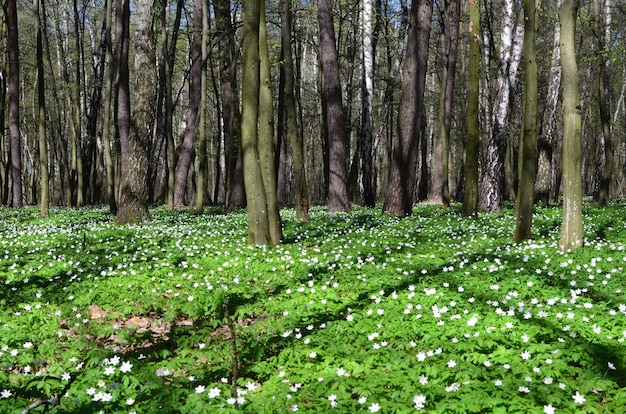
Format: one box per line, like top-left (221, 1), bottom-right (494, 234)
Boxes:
top-left (0, 203), bottom-right (625, 413)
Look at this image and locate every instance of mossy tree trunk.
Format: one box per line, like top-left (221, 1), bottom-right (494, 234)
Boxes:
top-left (281, 0), bottom-right (310, 220)
top-left (35, 0), bottom-right (48, 217)
top-left (462, 0), bottom-right (480, 218)
top-left (259, 0), bottom-right (283, 244)
top-left (513, 0), bottom-right (538, 243)
top-left (241, 0), bottom-right (281, 245)
top-left (559, 0), bottom-right (583, 250)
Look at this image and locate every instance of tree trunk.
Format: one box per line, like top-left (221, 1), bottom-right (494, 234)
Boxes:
top-left (536, 1), bottom-right (562, 206)
top-left (161, 0), bottom-right (184, 209)
top-left (72, 0), bottom-right (84, 206)
top-left (259, 0), bottom-right (283, 244)
top-left (462, 0), bottom-right (480, 217)
top-left (173, 0), bottom-right (203, 208)
top-left (192, 0), bottom-right (208, 215)
top-left (317, 0), bottom-right (350, 213)
top-left (214, 0), bottom-right (244, 210)
top-left (383, 0), bottom-right (433, 216)
top-left (513, 0), bottom-right (538, 243)
top-left (479, 0), bottom-right (523, 212)
top-left (116, 0), bottom-right (154, 224)
top-left (439, 0), bottom-right (460, 207)
top-left (282, 0), bottom-right (310, 220)
top-left (35, 0), bottom-right (48, 217)
top-left (241, 0), bottom-right (272, 244)
top-left (361, 0), bottom-right (375, 207)
top-left (593, 0), bottom-right (613, 206)
top-left (7, 0), bottom-right (22, 207)
top-left (559, 0), bottom-right (583, 250)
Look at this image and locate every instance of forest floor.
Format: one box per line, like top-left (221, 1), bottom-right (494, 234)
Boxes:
top-left (0, 202), bottom-right (625, 413)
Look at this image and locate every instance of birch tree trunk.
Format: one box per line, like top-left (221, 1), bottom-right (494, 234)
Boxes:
top-left (513, 0), bottom-right (538, 243)
top-left (462, 0), bottom-right (480, 217)
top-left (361, 0), bottom-right (375, 207)
top-left (478, 0), bottom-right (523, 212)
top-left (559, 0), bottom-right (583, 250)
top-left (318, 0), bottom-right (350, 213)
top-left (593, 0), bottom-right (613, 206)
top-left (536, 1), bottom-right (562, 206)
top-left (7, 0), bottom-right (22, 207)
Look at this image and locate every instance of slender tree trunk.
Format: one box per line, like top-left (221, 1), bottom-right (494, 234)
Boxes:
top-left (317, 0), bottom-right (350, 213)
top-left (281, 0), bottom-right (310, 220)
top-left (215, 0), bottom-right (244, 209)
top-left (536, 1), bottom-right (562, 206)
top-left (513, 0), bottom-right (538, 243)
top-left (6, 0), bottom-right (22, 207)
top-left (594, 0), bottom-right (613, 206)
top-left (259, 0), bottom-right (283, 244)
top-left (173, 0), bottom-right (203, 208)
top-left (192, 0), bottom-right (208, 215)
top-left (462, 0), bottom-right (480, 217)
top-left (383, 0), bottom-right (433, 216)
top-left (361, 0), bottom-right (375, 207)
top-left (439, 0), bottom-right (460, 207)
top-left (35, 0), bottom-right (48, 217)
top-left (559, 0), bottom-right (583, 250)
top-left (72, 0), bottom-right (84, 206)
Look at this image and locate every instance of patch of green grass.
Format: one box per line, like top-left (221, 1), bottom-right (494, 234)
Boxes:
top-left (1, 203), bottom-right (625, 413)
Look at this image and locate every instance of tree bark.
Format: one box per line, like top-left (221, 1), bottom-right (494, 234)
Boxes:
top-left (215, 0), bottom-right (244, 210)
top-left (383, 0), bottom-right (433, 216)
top-left (173, 0), bottom-right (203, 208)
top-left (361, 0), bottom-right (375, 207)
top-left (436, 0), bottom-right (460, 207)
top-left (317, 0), bottom-right (350, 213)
top-left (513, 0), bottom-right (538, 243)
top-left (116, 0), bottom-right (154, 224)
top-left (559, 0), bottom-right (583, 250)
top-left (160, 0), bottom-right (184, 209)
top-left (281, 0), bottom-right (310, 220)
top-left (593, 0), bottom-right (613, 206)
top-left (479, 0), bottom-right (523, 212)
top-left (462, 0), bottom-right (480, 217)
top-left (192, 0), bottom-right (208, 215)
top-left (536, 1), bottom-right (562, 206)
top-left (241, 0), bottom-right (273, 244)
top-left (7, 0), bottom-right (22, 207)
top-left (35, 0), bottom-right (48, 217)
top-left (259, 0), bottom-right (283, 244)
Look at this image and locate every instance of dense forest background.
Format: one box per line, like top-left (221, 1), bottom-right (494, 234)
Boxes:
top-left (1, 0), bottom-right (624, 225)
